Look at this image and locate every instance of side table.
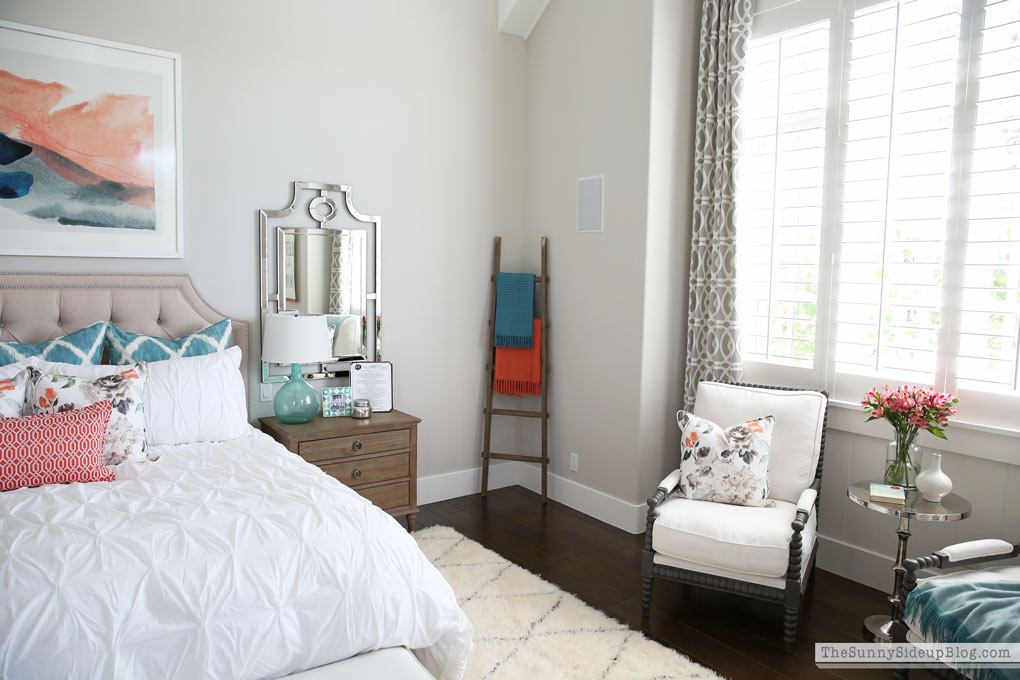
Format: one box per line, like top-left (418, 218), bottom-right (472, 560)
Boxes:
top-left (847, 480), bottom-right (971, 642)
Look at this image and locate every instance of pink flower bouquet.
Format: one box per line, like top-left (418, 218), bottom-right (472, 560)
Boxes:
top-left (861, 385), bottom-right (958, 487)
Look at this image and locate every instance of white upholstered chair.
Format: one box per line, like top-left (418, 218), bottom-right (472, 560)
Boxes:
top-left (642, 381), bottom-right (829, 652)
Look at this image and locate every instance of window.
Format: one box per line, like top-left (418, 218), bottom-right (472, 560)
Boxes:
top-left (736, 0), bottom-right (1020, 430)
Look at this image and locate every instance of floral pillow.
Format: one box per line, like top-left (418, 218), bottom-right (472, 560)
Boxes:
top-left (27, 365), bottom-right (149, 466)
top-left (677, 411), bottom-right (775, 507)
top-left (0, 370), bottom-right (29, 418)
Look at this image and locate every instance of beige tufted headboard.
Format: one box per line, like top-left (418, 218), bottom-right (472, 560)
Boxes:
top-left (0, 273), bottom-right (251, 416)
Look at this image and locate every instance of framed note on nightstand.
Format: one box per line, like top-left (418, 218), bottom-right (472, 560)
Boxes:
top-left (350, 361), bottom-right (393, 412)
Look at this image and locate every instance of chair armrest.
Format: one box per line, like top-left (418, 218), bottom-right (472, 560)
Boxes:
top-left (936, 539), bottom-right (1017, 565)
top-left (900, 540), bottom-right (1020, 604)
top-left (795, 488), bottom-right (817, 515)
top-left (791, 487), bottom-right (817, 532)
top-left (645, 470), bottom-right (682, 546)
top-left (647, 470), bottom-right (680, 512)
top-left (656, 469), bottom-right (682, 496)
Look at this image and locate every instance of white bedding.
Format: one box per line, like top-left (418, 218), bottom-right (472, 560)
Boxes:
top-left (0, 428), bottom-right (472, 680)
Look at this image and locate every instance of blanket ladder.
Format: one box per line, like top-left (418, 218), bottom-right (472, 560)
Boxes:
top-left (480, 236), bottom-right (550, 503)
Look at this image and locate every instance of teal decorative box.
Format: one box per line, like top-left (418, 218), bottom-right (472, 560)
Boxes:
top-left (322, 386), bottom-right (353, 417)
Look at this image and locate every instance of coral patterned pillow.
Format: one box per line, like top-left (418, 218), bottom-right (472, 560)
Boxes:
top-left (27, 365), bottom-right (148, 466)
top-left (0, 400), bottom-right (114, 492)
top-left (677, 411), bottom-right (775, 507)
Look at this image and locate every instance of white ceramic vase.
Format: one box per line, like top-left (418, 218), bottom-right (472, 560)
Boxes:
top-left (916, 452), bottom-right (953, 502)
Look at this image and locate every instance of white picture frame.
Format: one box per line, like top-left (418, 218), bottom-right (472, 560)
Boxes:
top-left (0, 21), bottom-right (183, 258)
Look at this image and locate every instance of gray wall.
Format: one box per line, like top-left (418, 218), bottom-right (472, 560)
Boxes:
top-left (0, 0), bottom-right (527, 482)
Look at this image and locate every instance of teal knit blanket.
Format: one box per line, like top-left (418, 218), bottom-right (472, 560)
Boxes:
top-left (494, 273), bottom-right (534, 348)
top-left (904, 579), bottom-right (1020, 680)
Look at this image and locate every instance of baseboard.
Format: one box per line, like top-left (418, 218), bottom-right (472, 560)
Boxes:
top-left (516, 463), bottom-right (647, 533)
top-left (417, 462), bottom-right (518, 506)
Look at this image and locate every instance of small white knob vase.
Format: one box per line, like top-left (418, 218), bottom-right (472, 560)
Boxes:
top-left (916, 452), bottom-right (952, 502)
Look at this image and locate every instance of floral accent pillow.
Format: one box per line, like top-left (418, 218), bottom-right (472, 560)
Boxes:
top-left (27, 365), bottom-right (149, 466)
top-left (0, 370), bottom-right (29, 418)
top-left (677, 411), bottom-right (775, 507)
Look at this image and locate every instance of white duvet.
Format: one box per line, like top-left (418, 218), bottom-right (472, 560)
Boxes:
top-left (0, 428), bottom-right (472, 680)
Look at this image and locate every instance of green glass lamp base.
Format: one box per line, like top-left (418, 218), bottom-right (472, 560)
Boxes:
top-left (274, 363), bottom-right (319, 424)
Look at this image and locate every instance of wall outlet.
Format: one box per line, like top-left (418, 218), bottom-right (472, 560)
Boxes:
top-left (569, 452), bottom-right (579, 472)
top-left (260, 383), bottom-right (274, 402)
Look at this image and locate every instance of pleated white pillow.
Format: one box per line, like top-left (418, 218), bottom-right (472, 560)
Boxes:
top-left (143, 346), bottom-right (247, 446)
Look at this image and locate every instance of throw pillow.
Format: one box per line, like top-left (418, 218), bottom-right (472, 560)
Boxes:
top-left (27, 366), bottom-right (149, 466)
top-left (0, 322), bottom-right (107, 367)
top-left (0, 400), bottom-right (115, 492)
top-left (106, 319), bottom-right (233, 365)
top-left (143, 346), bottom-right (248, 445)
top-left (677, 411), bottom-right (775, 507)
top-left (0, 370), bottom-right (29, 418)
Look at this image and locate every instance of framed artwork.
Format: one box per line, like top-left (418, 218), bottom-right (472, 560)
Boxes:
top-left (0, 21), bottom-right (183, 258)
top-left (322, 386), bottom-right (353, 417)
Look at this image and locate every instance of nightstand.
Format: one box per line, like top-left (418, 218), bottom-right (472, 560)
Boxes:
top-left (260, 410), bottom-right (421, 531)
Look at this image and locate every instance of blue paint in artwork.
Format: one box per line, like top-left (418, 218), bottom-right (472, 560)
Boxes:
top-left (0, 171), bottom-right (33, 199)
top-left (0, 134), bottom-right (32, 165)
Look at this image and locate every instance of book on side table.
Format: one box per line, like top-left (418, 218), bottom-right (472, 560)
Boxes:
top-left (870, 483), bottom-right (906, 504)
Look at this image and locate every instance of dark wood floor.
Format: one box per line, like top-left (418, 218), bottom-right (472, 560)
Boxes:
top-left (417, 485), bottom-right (931, 680)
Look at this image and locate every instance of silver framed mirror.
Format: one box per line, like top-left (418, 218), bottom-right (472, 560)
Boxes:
top-left (260, 181), bottom-right (380, 383)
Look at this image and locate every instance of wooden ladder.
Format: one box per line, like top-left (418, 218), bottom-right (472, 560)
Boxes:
top-left (480, 236), bottom-right (550, 503)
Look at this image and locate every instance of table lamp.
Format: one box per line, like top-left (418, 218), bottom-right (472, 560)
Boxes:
top-left (262, 313), bottom-right (332, 424)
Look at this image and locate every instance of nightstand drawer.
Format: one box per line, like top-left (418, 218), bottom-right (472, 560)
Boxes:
top-left (321, 452), bottom-right (409, 486)
top-left (359, 481), bottom-right (410, 511)
top-left (299, 429), bottom-right (410, 463)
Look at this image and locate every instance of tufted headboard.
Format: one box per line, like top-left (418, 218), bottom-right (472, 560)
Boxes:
top-left (0, 273), bottom-right (251, 417)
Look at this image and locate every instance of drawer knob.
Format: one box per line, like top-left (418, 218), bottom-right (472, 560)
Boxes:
top-left (352, 440), bottom-right (363, 452)
top-left (352, 467), bottom-right (363, 479)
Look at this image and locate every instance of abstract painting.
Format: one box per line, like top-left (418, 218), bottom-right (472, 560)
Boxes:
top-left (0, 22), bottom-right (182, 257)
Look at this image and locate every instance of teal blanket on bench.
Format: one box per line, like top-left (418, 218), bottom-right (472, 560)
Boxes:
top-left (904, 579), bottom-right (1020, 680)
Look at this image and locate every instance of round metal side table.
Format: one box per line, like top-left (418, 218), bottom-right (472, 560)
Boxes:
top-left (847, 480), bottom-right (971, 642)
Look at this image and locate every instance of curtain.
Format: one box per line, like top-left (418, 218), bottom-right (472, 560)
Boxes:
top-left (683, 0), bottom-right (753, 410)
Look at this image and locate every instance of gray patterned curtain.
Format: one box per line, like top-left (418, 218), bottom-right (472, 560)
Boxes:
top-left (329, 231), bottom-right (352, 315)
top-left (683, 0), bottom-right (753, 410)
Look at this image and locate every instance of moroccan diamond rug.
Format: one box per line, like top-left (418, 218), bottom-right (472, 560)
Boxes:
top-left (413, 525), bottom-right (723, 680)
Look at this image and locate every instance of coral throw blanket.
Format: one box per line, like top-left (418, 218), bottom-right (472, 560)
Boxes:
top-left (494, 318), bottom-right (542, 397)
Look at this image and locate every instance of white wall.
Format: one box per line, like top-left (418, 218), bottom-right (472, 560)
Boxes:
top-left (636, 0), bottom-right (700, 499)
top-left (0, 0), bottom-right (527, 482)
top-left (521, 0), bottom-right (654, 504)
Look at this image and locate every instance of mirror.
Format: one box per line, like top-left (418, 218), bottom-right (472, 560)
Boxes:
top-left (260, 182), bottom-right (380, 383)
top-left (279, 228), bottom-right (368, 360)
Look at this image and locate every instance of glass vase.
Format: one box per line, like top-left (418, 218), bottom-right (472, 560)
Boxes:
top-left (884, 430), bottom-right (922, 489)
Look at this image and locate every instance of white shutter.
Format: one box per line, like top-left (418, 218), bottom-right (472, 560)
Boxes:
top-left (736, 22), bottom-right (830, 369)
top-left (957, 0), bottom-right (1020, 395)
top-left (831, 0), bottom-right (961, 391)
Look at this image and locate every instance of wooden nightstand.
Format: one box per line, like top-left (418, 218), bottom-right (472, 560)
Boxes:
top-left (259, 410), bottom-right (421, 531)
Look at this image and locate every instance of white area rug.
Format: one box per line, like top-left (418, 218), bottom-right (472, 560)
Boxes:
top-left (413, 526), bottom-right (723, 680)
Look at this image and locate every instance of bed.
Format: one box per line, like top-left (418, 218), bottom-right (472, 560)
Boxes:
top-left (0, 273), bottom-right (472, 680)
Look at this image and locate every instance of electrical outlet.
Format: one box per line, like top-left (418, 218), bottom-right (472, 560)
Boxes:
top-left (569, 452), bottom-right (579, 472)
top-left (260, 383), bottom-right (274, 402)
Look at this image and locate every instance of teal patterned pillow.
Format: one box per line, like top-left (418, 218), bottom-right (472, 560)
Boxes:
top-left (106, 319), bottom-right (233, 365)
top-left (0, 322), bottom-right (107, 367)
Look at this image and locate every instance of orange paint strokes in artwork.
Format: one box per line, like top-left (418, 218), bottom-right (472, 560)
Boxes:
top-left (0, 70), bottom-right (154, 188)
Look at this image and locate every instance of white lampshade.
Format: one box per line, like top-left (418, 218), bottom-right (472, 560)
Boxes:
top-left (262, 314), bottom-right (333, 364)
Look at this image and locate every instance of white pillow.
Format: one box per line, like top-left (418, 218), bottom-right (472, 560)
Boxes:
top-left (143, 346), bottom-right (248, 446)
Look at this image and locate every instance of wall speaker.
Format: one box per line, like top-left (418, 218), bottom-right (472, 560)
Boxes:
top-left (577, 175), bottom-right (604, 233)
